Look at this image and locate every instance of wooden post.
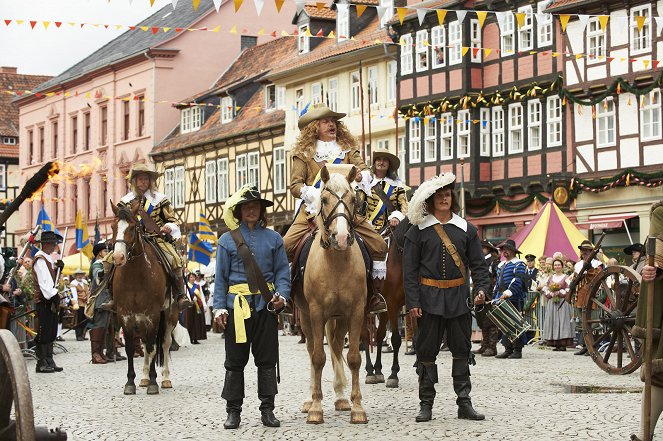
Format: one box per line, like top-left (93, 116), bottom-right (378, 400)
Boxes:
top-left (644, 235), bottom-right (657, 441)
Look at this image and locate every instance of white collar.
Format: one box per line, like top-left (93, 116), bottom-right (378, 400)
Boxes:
top-left (370, 176), bottom-right (406, 189)
top-left (120, 190), bottom-right (166, 206)
top-left (418, 213), bottom-right (468, 232)
top-left (313, 140), bottom-right (349, 162)
top-left (35, 250), bottom-right (55, 263)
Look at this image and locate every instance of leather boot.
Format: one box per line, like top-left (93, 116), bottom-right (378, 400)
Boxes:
top-left (453, 358), bottom-right (484, 420)
top-left (258, 367), bottom-right (280, 427)
top-left (415, 362), bottom-right (437, 422)
top-left (222, 371), bottom-right (245, 429)
top-left (90, 328), bottom-right (107, 364)
top-left (35, 344), bottom-right (55, 373)
top-left (174, 272), bottom-right (193, 310)
top-left (496, 338), bottom-right (513, 359)
top-left (368, 277), bottom-right (387, 315)
top-left (508, 340), bottom-right (523, 359)
top-left (46, 344), bottom-right (63, 372)
top-left (482, 327), bottom-right (499, 357)
top-left (472, 340), bottom-right (486, 355)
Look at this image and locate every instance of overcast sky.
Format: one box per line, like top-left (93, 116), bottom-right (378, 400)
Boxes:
top-left (0, 0), bottom-right (175, 76)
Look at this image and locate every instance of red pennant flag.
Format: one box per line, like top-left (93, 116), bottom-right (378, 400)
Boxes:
top-left (30, 21), bottom-right (37, 29)
top-left (95, 90), bottom-right (102, 99)
top-left (4, 20), bottom-right (11, 26)
top-left (654, 60), bottom-right (661, 69)
top-left (175, 27), bottom-right (183, 32)
top-left (271, 30), bottom-right (277, 37)
top-left (55, 22), bottom-right (62, 27)
top-left (133, 95), bottom-right (140, 100)
top-left (16, 91), bottom-right (23, 96)
top-left (293, 27), bottom-right (299, 35)
top-left (151, 27), bottom-right (159, 34)
top-left (607, 57), bottom-right (615, 63)
top-left (129, 26), bottom-right (136, 30)
top-left (472, 48), bottom-right (480, 57)
top-left (242, 28), bottom-right (249, 33)
top-left (80, 23), bottom-right (85, 28)
top-left (35, 93), bottom-right (43, 98)
top-left (104, 24), bottom-right (109, 29)
top-left (316, 28), bottom-right (323, 36)
top-left (199, 27), bottom-right (207, 31)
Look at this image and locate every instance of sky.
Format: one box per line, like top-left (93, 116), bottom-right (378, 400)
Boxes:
top-left (0, 0), bottom-right (176, 76)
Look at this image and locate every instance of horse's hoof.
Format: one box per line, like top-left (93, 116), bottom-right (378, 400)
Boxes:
top-left (123, 385), bottom-right (136, 395)
top-left (301, 401), bottom-right (312, 413)
top-left (374, 374), bottom-right (385, 383)
top-left (139, 379), bottom-right (150, 387)
top-left (161, 380), bottom-right (172, 389)
top-left (335, 399), bottom-right (351, 411)
top-left (365, 375), bottom-right (379, 385)
top-left (307, 411), bottom-right (324, 424)
top-left (351, 410), bottom-right (368, 424)
top-left (386, 378), bottom-right (399, 388)
top-left (147, 384), bottom-right (159, 395)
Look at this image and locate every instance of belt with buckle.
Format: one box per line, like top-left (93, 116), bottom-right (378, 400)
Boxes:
top-left (419, 276), bottom-right (465, 289)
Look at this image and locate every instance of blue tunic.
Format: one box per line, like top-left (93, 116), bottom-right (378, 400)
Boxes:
top-left (493, 258), bottom-right (528, 309)
top-left (213, 223), bottom-right (291, 312)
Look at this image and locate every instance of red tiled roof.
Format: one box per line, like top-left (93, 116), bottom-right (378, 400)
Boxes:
top-left (0, 145), bottom-right (19, 159)
top-left (545, 0), bottom-right (598, 12)
top-left (303, 5), bottom-right (337, 20)
top-left (388, 0), bottom-right (463, 25)
top-left (353, 0), bottom-right (380, 5)
top-left (0, 71), bottom-right (51, 138)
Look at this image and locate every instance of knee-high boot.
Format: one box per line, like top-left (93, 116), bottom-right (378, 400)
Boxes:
top-left (368, 276), bottom-right (387, 315)
top-left (415, 362), bottom-right (437, 422)
top-left (222, 371), bottom-right (245, 429)
top-left (35, 343), bottom-right (54, 373)
top-left (452, 358), bottom-right (484, 420)
top-left (46, 343), bottom-right (63, 372)
top-left (482, 326), bottom-right (500, 357)
top-left (257, 367), bottom-right (280, 427)
top-left (90, 328), bottom-right (107, 364)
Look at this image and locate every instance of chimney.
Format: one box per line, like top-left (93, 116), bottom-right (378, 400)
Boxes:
top-left (0, 67), bottom-right (18, 74)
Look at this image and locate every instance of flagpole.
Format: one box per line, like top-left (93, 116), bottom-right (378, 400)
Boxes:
top-left (460, 157), bottom-right (466, 218)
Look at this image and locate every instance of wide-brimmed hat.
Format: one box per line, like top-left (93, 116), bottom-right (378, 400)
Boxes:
top-left (128, 163), bottom-right (159, 182)
top-left (39, 231), bottom-right (63, 244)
top-left (297, 105), bottom-right (346, 130)
top-left (481, 240), bottom-right (499, 253)
top-left (92, 242), bottom-right (108, 257)
top-left (525, 254), bottom-right (536, 262)
top-left (73, 268), bottom-right (86, 276)
top-left (578, 240), bottom-right (594, 251)
top-left (623, 243), bottom-right (644, 255)
top-left (223, 185), bottom-right (274, 230)
top-left (372, 146), bottom-right (400, 174)
top-left (498, 239), bottom-right (521, 254)
top-left (407, 173), bottom-right (456, 225)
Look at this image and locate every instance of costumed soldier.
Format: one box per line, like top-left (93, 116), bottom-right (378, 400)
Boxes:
top-left (631, 200), bottom-right (663, 441)
top-left (101, 164), bottom-right (192, 311)
top-left (283, 105), bottom-right (388, 314)
top-left (572, 239), bottom-right (604, 356)
top-left (32, 231), bottom-right (65, 373)
top-left (88, 242), bottom-right (111, 364)
top-left (493, 240), bottom-right (528, 359)
top-left (625, 243), bottom-right (646, 273)
top-left (70, 268), bottom-right (89, 341)
top-left (524, 254), bottom-right (539, 290)
top-left (213, 185), bottom-right (290, 430)
top-left (403, 173), bottom-right (490, 423)
top-left (472, 240), bottom-right (500, 357)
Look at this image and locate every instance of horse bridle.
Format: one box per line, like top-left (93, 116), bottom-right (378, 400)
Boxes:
top-left (319, 187), bottom-right (356, 249)
top-left (115, 214), bottom-right (145, 261)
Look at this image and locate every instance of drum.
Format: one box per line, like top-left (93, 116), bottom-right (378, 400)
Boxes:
top-left (487, 300), bottom-right (531, 343)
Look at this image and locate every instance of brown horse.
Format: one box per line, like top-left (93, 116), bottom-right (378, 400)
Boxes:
top-left (294, 164), bottom-right (368, 424)
top-left (110, 203), bottom-right (179, 396)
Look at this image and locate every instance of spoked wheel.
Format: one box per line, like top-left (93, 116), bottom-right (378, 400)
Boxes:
top-left (582, 265), bottom-right (642, 375)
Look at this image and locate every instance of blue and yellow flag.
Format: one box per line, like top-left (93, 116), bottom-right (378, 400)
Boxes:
top-left (75, 210), bottom-right (93, 259)
top-left (198, 213), bottom-right (217, 242)
top-left (36, 206), bottom-right (62, 236)
top-left (188, 233), bottom-right (213, 266)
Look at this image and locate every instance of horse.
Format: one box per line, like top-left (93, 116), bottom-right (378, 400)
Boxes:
top-left (293, 164), bottom-right (368, 424)
top-left (110, 202), bottom-right (179, 396)
top-left (363, 218), bottom-right (410, 388)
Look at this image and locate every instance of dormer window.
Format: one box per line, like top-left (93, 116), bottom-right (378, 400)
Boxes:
top-left (221, 96), bottom-right (234, 124)
top-left (337, 3), bottom-right (349, 42)
top-left (265, 84), bottom-right (285, 111)
top-left (379, 0), bottom-right (393, 28)
top-left (2, 137), bottom-right (16, 145)
top-left (180, 106), bottom-right (202, 134)
top-left (298, 24), bottom-right (310, 54)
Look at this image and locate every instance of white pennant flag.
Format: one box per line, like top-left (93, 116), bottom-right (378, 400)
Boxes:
top-left (416, 8), bottom-right (427, 26)
top-left (254, 0), bottom-right (265, 15)
top-left (534, 12), bottom-right (546, 25)
top-left (376, 6), bottom-right (388, 22)
top-left (656, 16), bottom-right (663, 35)
top-left (495, 11), bottom-right (506, 32)
top-left (171, 0), bottom-right (178, 8)
top-left (577, 14), bottom-right (590, 33)
top-left (295, 0), bottom-right (306, 13)
top-left (213, 0), bottom-right (222, 12)
top-left (456, 10), bottom-right (467, 25)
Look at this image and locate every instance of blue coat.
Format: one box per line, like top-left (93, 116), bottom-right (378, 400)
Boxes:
top-left (493, 258), bottom-right (528, 309)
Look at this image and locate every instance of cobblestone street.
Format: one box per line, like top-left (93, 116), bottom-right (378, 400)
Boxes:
top-left (25, 332), bottom-right (644, 440)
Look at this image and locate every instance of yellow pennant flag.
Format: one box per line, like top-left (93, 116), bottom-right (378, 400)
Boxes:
top-left (560, 14), bottom-right (571, 32)
top-left (150, 0), bottom-right (155, 5)
top-left (140, 26), bottom-right (149, 32)
top-left (115, 25), bottom-right (123, 30)
top-left (397, 8), bottom-right (407, 25)
top-left (436, 9), bottom-right (447, 26)
top-left (16, 20), bottom-right (24, 25)
top-left (281, 29), bottom-right (289, 36)
top-left (636, 15), bottom-right (646, 33)
top-left (316, 2), bottom-right (325, 10)
top-left (234, 0), bottom-right (243, 12)
top-left (327, 30), bottom-right (335, 38)
top-left (275, 0), bottom-right (285, 13)
top-left (476, 11), bottom-right (487, 29)
top-left (230, 24), bottom-right (238, 34)
top-left (515, 12), bottom-right (526, 29)
top-left (356, 4), bottom-right (367, 17)
top-left (305, 26), bottom-right (312, 37)
top-left (643, 59), bottom-right (651, 69)
top-left (258, 28), bottom-right (265, 35)
top-left (598, 15), bottom-right (609, 33)
top-left (211, 25), bottom-right (220, 32)
top-left (163, 27), bottom-right (171, 32)
top-left (43, 21), bottom-right (50, 29)
top-left (461, 46), bottom-right (470, 57)
top-left (484, 48), bottom-right (492, 58)
top-left (193, 0), bottom-right (201, 10)
top-left (575, 53), bottom-right (583, 60)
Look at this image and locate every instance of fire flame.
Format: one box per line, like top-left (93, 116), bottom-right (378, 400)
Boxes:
top-left (30, 158), bottom-right (102, 200)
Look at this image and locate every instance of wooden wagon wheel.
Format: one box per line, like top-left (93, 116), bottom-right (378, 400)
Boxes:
top-left (582, 265), bottom-right (642, 375)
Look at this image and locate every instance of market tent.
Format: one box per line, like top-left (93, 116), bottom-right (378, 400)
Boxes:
top-left (62, 252), bottom-right (91, 276)
top-left (509, 200), bottom-right (588, 261)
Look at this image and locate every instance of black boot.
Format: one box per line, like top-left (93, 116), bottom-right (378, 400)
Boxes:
top-left (415, 362), bottom-right (437, 422)
top-left (258, 367), bottom-right (280, 427)
top-left (46, 343), bottom-right (63, 372)
top-left (495, 339), bottom-right (513, 359)
top-left (222, 371), bottom-right (244, 429)
top-left (574, 346), bottom-right (588, 356)
top-left (174, 272), bottom-right (193, 309)
top-left (508, 340), bottom-right (523, 359)
top-left (35, 344), bottom-right (54, 373)
top-left (453, 358), bottom-right (484, 421)
top-left (368, 278), bottom-right (387, 314)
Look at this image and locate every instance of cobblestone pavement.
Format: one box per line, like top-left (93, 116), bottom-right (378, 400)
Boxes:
top-left (24, 333), bottom-right (645, 440)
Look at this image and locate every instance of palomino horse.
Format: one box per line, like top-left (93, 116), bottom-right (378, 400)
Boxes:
top-left (111, 203), bottom-right (179, 396)
top-left (294, 164), bottom-right (368, 424)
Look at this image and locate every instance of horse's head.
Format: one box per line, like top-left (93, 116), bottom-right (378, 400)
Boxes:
top-left (110, 201), bottom-right (141, 267)
top-left (318, 164), bottom-right (357, 251)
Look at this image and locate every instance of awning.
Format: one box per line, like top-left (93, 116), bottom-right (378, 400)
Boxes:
top-left (575, 214), bottom-right (637, 230)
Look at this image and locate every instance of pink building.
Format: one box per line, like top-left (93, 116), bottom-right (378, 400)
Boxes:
top-left (15, 0), bottom-right (295, 250)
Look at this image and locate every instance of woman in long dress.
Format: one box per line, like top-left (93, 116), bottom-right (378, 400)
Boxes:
top-left (183, 273), bottom-right (207, 344)
top-left (542, 258), bottom-right (575, 351)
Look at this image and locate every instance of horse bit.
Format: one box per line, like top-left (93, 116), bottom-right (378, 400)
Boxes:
top-left (318, 187), bottom-right (357, 249)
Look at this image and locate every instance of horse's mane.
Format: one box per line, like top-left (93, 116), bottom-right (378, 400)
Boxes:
top-left (117, 206), bottom-right (134, 222)
top-left (391, 216), bottom-right (411, 250)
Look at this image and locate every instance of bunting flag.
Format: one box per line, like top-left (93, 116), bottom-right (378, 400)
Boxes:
top-left (559, 14), bottom-right (571, 32)
top-left (577, 14), bottom-right (590, 33)
top-left (254, 0), bottom-right (264, 15)
top-left (416, 8), bottom-right (427, 26)
top-left (456, 9), bottom-right (467, 25)
top-left (598, 15), bottom-right (610, 32)
top-left (515, 12), bottom-right (526, 29)
top-left (356, 4), bottom-right (367, 17)
top-left (75, 210), bottom-right (93, 259)
top-left (188, 233), bottom-right (213, 266)
top-left (636, 15), bottom-right (646, 33)
top-left (397, 7), bottom-right (407, 25)
top-left (436, 9), bottom-right (447, 26)
top-left (36, 206), bottom-right (62, 236)
top-left (198, 213), bottom-right (217, 242)
top-left (274, 0), bottom-right (285, 13)
top-left (476, 11), bottom-right (487, 29)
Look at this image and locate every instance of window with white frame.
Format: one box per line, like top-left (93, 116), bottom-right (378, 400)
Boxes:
top-left (368, 66), bottom-right (379, 108)
top-left (337, 4), bottom-right (349, 42)
top-left (596, 97), bottom-right (616, 148)
top-left (641, 89), bottom-right (661, 141)
top-left (235, 154), bottom-right (248, 190)
top-left (431, 26), bottom-right (446, 68)
top-left (479, 108), bottom-right (491, 156)
top-left (409, 119), bottom-right (421, 163)
top-left (311, 82), bottom-right (322, 105)
top-left (377, 139), bottom-right (389, 151)
top-left (295, 88), bottom-right (305, 116)
top-left (180, 108), bottom-right (190, 133)
top-left (397, 136), bottom-right (405, 178)
top-left (457, 110), bottom-right (471, 158)
top-left (508, 104), bottom-right (523, 154)
top-left (492, 107), bottom-right (505, 156)
top-left (174, 166), bottom-right (185, 209)
top-left (416, 30), bottom-right (429, 72)
top-left (400, 34), bottom-right (413, 75)
top-left (0, 164), bottom-right (6, 190)
top-left (501, 12), bottom-right (515, 55)
top-left (350, 71), bottom-right (361, 112)
top-left (298, 24), bottom-right (310, 54)
top-left (221, 96), bottom-right (234, 123)
top-left (587, 17), bottom-right (606, 61)
top-left (386, 61), bottom-right (397, 103)
top-left (248, 151), bottom-right (259, 187)
top-left (276, 86), bottom-right (285, 110)
top-left (440, 113), bottom-right (453, 160)
top-left (424, 118), bottom-right (437, 162)
top-left (449, 21), bottom-right (462, 65)
top-left (164, 168), bottom-right (175, 203)
top-left (547, 95), bottom-right (562, 146)
top-left (518, 5), bottom-right (533, 51)
top-left (274, 146), bottom-right (287, 194)
top-left (265, 84), bottom-right (276, 110)
top-left (631, 4), bottom-right (652, 54)
top-left (379, 0), bottom-right (394, 28)
top-left (205, 160), bottom-right (217, 204)
top-left (537, 1), bottom-right (553, 47)
top-left (328, 78), bottom-right (339, 111)
top-left (528, 100), bottom-right (542, 151)
top-left (217, 158), bottom-right (229, 201)
top-left (191, 106), bottom-right (202, 131)
top-left (470, 19), bottom-right (482, 62)
top-left (2, 137), bottom-right (16, 145)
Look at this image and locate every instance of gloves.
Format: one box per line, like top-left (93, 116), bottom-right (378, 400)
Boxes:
top-left (55, 260), bottom-right (65, 270)
top-left (301, 186), bottom-right (321, 215)
top-left (502, 289), bottom-right (513, 298)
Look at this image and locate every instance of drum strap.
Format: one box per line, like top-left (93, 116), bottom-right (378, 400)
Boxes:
top-left (433, 224), bottom-right (467, 283)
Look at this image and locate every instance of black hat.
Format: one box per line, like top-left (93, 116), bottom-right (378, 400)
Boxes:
top-left (578, 240), bottom-right (594, 251)
top-left (93, 242), bottom-right (108, 257)
top-left (498, 239), bottom-right (521, 254)
top-left (525, 254), bottom-right (536, 262)
top-left (235, 186), bottom-right (274, 209)
top-left (39, 231), bottom-right (63, 244)
top-left (481, 240), bottom-right (499, 253)
top-left (623, 243), bottom-right (644, 255)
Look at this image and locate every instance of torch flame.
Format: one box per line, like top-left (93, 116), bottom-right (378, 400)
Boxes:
top-left (30, 158), bottom-right (101, 200)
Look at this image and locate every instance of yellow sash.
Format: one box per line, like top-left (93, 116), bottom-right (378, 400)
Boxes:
top-left (227, 282), bottom-right (275, 343)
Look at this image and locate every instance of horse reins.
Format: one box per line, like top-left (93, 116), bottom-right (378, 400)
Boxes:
top-left (319, 187), bottom-right (357, 249)
top-left (115, 211), bottom-right (145, 261)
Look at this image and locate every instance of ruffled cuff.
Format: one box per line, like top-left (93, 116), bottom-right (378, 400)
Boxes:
top-left (372, 260), bottom-right (387, 280)
top-left (165, 222), bottom-right (181, 239)
top-left (301, 185), bottom-right (321, 215)
top-left (356, 170), bottom-right (372, 196)
top-left (388, 210), bottom-right (405, 222)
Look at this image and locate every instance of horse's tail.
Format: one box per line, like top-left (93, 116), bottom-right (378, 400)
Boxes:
top-left (326, 320), bottom-right (348, 389)
top-left (155, 310), bottom-right (166, 367)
